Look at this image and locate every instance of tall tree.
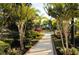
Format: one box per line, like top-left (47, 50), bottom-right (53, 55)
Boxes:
top-left (0, 3), bottom-right (38, 50)
top-left (44, 3), bottom-right (65, 53)
top-left (0, 4), bottom-right (13, 39)
top-left (12, 3), bottom-right (38, 50)
top-left (44, 3), bottom-right (79, 54)
top-left (65, 3), bottom-right (79, 46)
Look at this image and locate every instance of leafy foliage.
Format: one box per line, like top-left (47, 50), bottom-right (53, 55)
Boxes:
top-left (0, 41), bottom-right (10, 54)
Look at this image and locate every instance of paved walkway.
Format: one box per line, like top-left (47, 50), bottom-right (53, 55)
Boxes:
top-left (25, 32), bottom-right (55, 55)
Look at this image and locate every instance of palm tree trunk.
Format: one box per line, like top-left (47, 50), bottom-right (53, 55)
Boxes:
top-left (65, 32), bottom-right (69, 54)
top-left (18, 24), bottom-right (24, 51)
top-left (60, 26), bottom-right (65, 49)
top-left (57, 20), bottom-right (65, 49)
top-left (60, 19), bottom-right (65, 49)
top-left (63, 20), bottom-right (69, 54)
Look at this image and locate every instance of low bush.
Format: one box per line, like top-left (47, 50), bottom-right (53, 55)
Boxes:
top-left (8, 48), bottom-right (22, 55)
top-left (71, 47), bottom-right (79, 55)
top-left (75, 31), bottom-right (79, 38)
top-left (0, 40), bottom-right (10, 55)
top-left (56, 47), bottom-right (79, 55)
top-left (52, 34), bottom-right (79, 55)
top-left (25, 30), bottom-right (43, 39)
top-left (2, 39), bottom-right (13, 45)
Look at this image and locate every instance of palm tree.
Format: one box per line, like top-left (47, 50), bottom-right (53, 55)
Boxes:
top-left (44, 3), bottom-right (65, 52)
top-left (11, 3), bottom-right (38, 50)
top-left (0, 3), bottom-right (38, 50)
top-left (65, 3), bottom-right (79, 46)
top-left (0, 4), bottom-right (13, 39)
top-left (44, 3), bottom-right (79, 54)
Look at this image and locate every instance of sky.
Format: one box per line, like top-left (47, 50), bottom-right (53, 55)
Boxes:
top-left (32, 3), bottom-right (51, 19)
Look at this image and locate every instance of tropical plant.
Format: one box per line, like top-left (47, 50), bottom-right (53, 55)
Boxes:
top-left (44, 3), bottom-right (65, 53)
top-left (0, 3), bottom-right (38, 51)
top-left (44, 3), bottom-right (79, 54)
top-left (65, 4), bottom-right (79, 46)
top-left (11, 3), bottom-right (38, 50)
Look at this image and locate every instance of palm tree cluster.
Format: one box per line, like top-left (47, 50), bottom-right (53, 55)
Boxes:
top-left (0, 3), bottom-right (40, 52)
top-left (44, 3), bottom-right (79, 54)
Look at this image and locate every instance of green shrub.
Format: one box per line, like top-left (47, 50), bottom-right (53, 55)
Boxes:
top-left (32, 31), bottom-right (43, 39)
top-left (25, 30), bottom-right (42, 39)
top-left (9, 48), bottom-right (21, 55)
top-left (71, 47), bottom-right (78, 55)
top-left (0, 41), bottom-right (10, 55)
top-left (58, 47), bottom-right (79, 55)
top-left (2, 39), bottom-right (13, 45)
top-left (7, 32), bottom-right (19, 39)
top-left (76, 31), bottom-right (79, 37)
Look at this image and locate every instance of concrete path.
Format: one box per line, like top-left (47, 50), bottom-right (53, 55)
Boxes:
top-left (25, 32), bottom-right (54, 55)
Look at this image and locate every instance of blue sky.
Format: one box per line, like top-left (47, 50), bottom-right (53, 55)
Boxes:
top-left (32, 3), bottom-right (51, 19)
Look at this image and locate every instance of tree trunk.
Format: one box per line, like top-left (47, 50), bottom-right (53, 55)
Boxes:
top-left (18, 24), bottom-right (24, 51)
top-left (57, 19), bottom-right (65, 49)
top-left (60, 19), bottom-right (65, 49)
top-left (63, 20), bottom-right (69, 54)
top-left (71, 17), bottom-right (75, 47)
top-left (65, 31), bottom-right (69, 54)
